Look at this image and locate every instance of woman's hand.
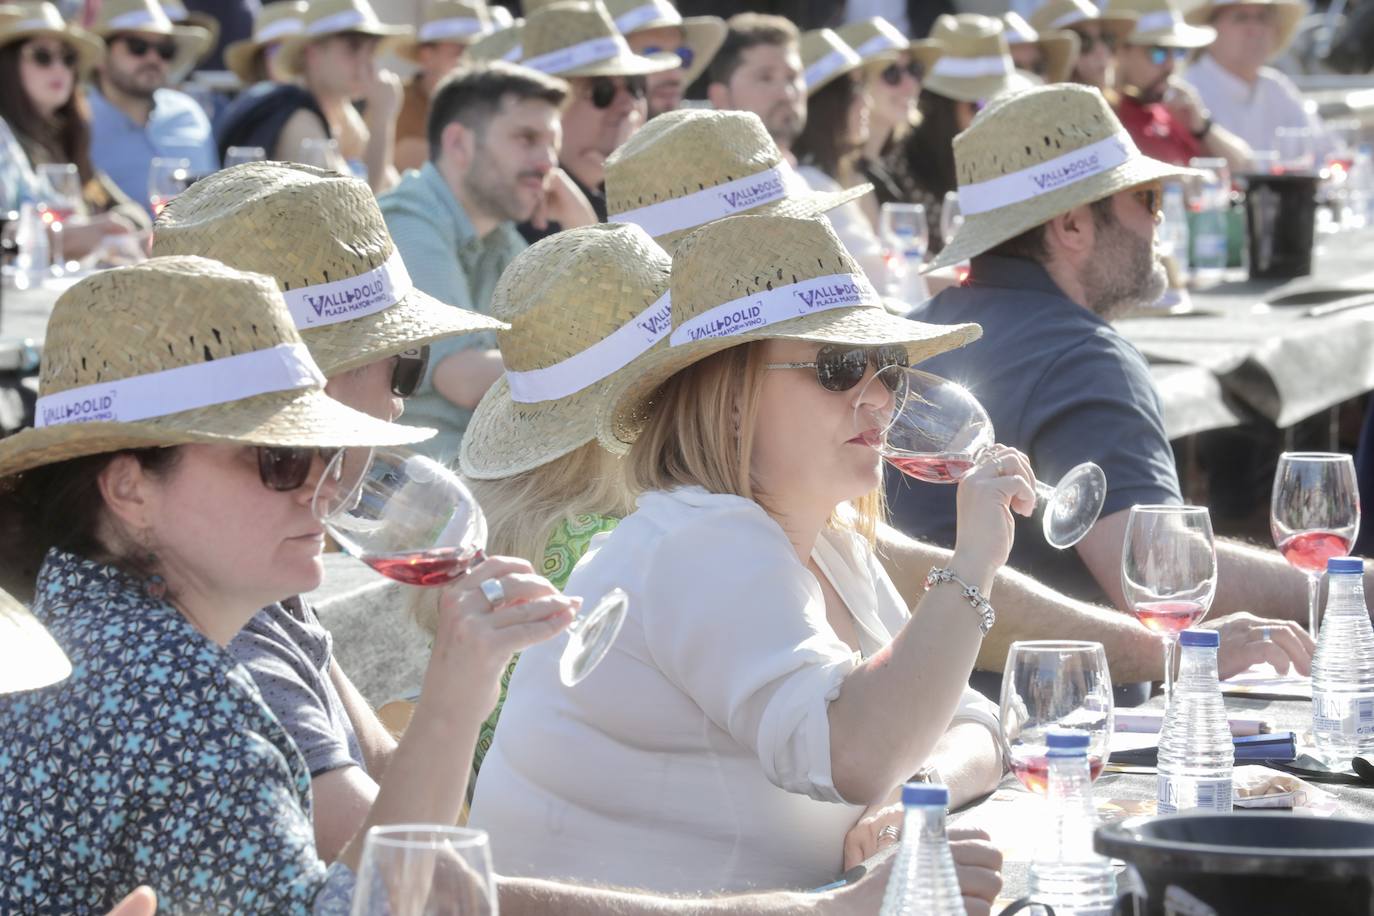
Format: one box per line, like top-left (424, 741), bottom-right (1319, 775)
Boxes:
top-left (952, 445), bottom-right (1037, 579)
top-left (949, 826), bottom-right (1003, 916)
top-left (1203, 612), bottom-right (1314, 680)
top-left (842, 799), bottom-right (903, 870)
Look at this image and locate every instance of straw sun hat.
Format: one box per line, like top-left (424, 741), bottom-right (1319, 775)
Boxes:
top-left (519, 0), bottom-right (676, 78)
top-left (1000, 12), bottom-right (1080, 85)
top-left (461, 223), bottom-right (669, 477)
top-left (393, 0), bottom-right (494, 63)
top-left (929, 83), bottom-right (1200, 271)
top-left (1186, 0), bottom-right (1303, 58)
top-left (598, 214), bottom-right (982, 452)
top-left (601, 0), bottom-right (725, 87)
top-left (151, 162), bottom-right (505, 376)
top-left (1030, 0), bottom-right (1137, 46)
top-left (0, 1), bottom-right (104, 72)
top-left (0, 257), bottom-right (428, 479)
top-left (464, 16), bottom-right (523, 62)
top-left (1, 586), bottom-right (70, 695)
top-left (159, 0), bottom-right (218, 58)
top-left (922, 14), bottom-right (1033, 104)
top-left (89, 0), bottom-right (211, 76)
top-left (275, 0), bottom-right (412, 77)
top-left (835, 16), bottom-right (943, 74)
top-left (605, 108), bottom-right (872, 252)
top-left (225, 1), bottom-right (307, 85)
top-left (1106, 0), bottom-right (1215, 48)
top-left (798, 28), bottom-right (862, 94)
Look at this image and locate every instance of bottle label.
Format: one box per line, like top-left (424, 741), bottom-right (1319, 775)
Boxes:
top-left (1313, 693), bottom-right (1374, 737)
top-left (1158, 776), bottom-right (1232, 813)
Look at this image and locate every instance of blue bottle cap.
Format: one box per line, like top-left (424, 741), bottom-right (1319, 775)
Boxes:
top-left (902, 782), bottom-right (949, 807)
top-left (1180, 628), bottom-right (1220, 648)
top-left (1329, 556), bottom-right (1364, 575)
top-left (1046, 728), bottom-right (1091, 756)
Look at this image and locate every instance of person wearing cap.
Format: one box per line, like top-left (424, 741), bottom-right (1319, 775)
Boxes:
top-left (473, 214), bottom-right (1019, 899)
top-left (1182, 0), bottom-right (1326, 156)
top-left (603, 0), bottom-right (725, 119)
top-left (1031, 0), bottom-right (1136, 90)
top-left (705, 13), bottom-right (807, 160)
top-left (392, 0), bottom-right (494, 171)
top-left (889, 85), bottom-right (1318, 658)
top-left (86, 0), bottom-right (217, 215)
top-left (1000, 11), bottom-right (1080, 83)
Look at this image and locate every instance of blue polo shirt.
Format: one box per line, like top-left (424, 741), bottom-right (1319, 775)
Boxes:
top-left (888, 254), bottom-right (1182, 603)
top-left (87, 86), bottom-right (218, 217)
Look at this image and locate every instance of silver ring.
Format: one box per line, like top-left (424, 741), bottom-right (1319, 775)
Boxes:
top-left (878, 824), bottom-right (901, 843)
top-left (480, 578), bottom-right (506, 607)
top-left (1259, 626), bottom-right (1273, 643)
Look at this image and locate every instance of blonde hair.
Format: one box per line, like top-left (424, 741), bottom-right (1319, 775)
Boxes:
top-left (629, 341), bottom-right (884, 543)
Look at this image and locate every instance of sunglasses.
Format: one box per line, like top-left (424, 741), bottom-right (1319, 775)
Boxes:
top-left (1131, 182), bottom-right (1164, 218)
top-left (118, 35), bottom-right (178, 62)
top-left (588, 75), bottom-right (647, 109)
top-left (1074, 29), bottom-right (1118, 54)
top-left (880, 60), bottom-right (924, 86)
top-left (1146, 46), bottom-right (1189, 66)
top-left (390, 345), bottom-right (429, 398)
top-left (23, 45), bottom-right (78, 69)
top-left (766, 344), bottom-right (909, 392)
top-left (257, 447), bottom-right (340, 492)
top-left (640, 44), bottom-right (694, 70)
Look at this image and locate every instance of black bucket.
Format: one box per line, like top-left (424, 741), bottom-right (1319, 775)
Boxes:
top-left (1095, 812), bottom-right (1374, 915)
top-left (1242, 172), bottom-right (1320, 280)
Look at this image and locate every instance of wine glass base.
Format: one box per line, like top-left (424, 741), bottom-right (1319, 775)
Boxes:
top-left (559, 588), bottom-right (629, 686)
top-left (1042, 462), bottom-right (1109, 549)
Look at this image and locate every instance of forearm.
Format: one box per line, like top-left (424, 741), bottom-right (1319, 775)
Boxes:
top-left (497, 877), bottom-right (825, 915)
top-left (364, 112), bottom-right (399, 194)
top-left (1214, 537), bottom-right (1309, 623)
top-left (433, 348), bottom-right (505, 410)
top-left (1201, 122), bottom-right (1252, 175)
top-left (328, 661), bottom-right (399, 779)
top-left (929, 721), bottom-right (1003, 810)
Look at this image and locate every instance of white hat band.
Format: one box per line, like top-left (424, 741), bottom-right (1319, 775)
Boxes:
top-left (609, 165), bottom-right (788, 238)
top-left (502, 42), bottom-right (523, 61)
top-left (307, 9), bottom-right (374, 36)
top-left (804, 46), bottom-right (862, 89)
top-left (1005, 21), bottom-right (1039, 43)
top-left (419, 17), bottom-right (488, 41)
top-left (161, 2), bottom-right (189, 21)
top-left (506, 291), bottom-right (671, 403)
top-left (854, 34), bottom-right (905, 58)
top-left (490, 7), bottom-right (513, 28)
top-left (671, 273), bottom-right (879, 346)
top-left (256, 17), bottom-right (304, 43)
top-left (14, 17), bottom-right (60, 31)
top-left (929, 54), bottom-right (1013, 78)
top-left (1133, 9), bottom-right (1184, 32)
top-left (524, 35), bottom-right (623, 74)
top-left (958, 132), bottom-right (1135, 216)
top-left (281, 249), bottom-right (413, 330)
top-left (36, 343), bottom-right (325, 428)
top-left (106, 9), bottom-right (166, 30)
top-left (615, 3), bottom-right (675, 33)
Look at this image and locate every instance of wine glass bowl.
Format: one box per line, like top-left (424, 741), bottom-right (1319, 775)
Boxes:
top-left (350, 824), bottom-right (496, 916)
top-left (1271, 452), bottom-right (1359, 639)
top-left (148, 157), bottom-right (192, 216)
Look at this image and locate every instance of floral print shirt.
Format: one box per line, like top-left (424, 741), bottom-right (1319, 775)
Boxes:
top-left (0, 549), bottom-right (354, 915)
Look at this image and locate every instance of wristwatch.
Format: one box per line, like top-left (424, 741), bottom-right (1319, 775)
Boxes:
top-left (1191, 115), bottom-right (1213, 140)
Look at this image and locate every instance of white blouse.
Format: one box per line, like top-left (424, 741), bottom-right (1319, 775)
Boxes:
top-left (469, 487), bottom-right (999, 894)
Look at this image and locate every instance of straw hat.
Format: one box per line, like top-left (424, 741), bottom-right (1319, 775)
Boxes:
top-left (1106, 0), bottom-right (1215, 48)
top-left (598, 214), bottom-right (982, 451)
top-left (600, 0), bottom-right (725, 87)
top-left (151, 162), bottom-right (506, 376)
top-left (275, 0), bottom-right (412, 77)
top-left (225, 1), bottom-right (307, 85)
top-left (89, 0), bottom-right (211, 76)
top-left (0, 1), bottom-right (104, 72)
top-left (393, 0), bottom-right (494, 63)
top-left (1185, 0), bottom-right (1303, 57)
top-left (1030, 0), bottom-right (1137, 46)
top-left (461, 223), bottom-right (670, 476)
top-left (159, 0), bottom-right (218, 56)
top-left (835, 16), bottom-right (942, 73)
top-left (519, 1), bottom-right (676, 78)
top-left (798, 28), bottom-right (862, 94)
top-left (921, 14), bottom-right (1033, 104)
top-left (0, 257), bottom-right (430, 479)
top-left (604, 108), bottom-right (872, 252)
top-left (465, 16), bottom-right (523, 62)
top-left (928, 83), bottom-right (1200, 271)
top-left (999, 12), bottom-right (1080, 84)
top-left (1, 586), bottom-right (70, 694)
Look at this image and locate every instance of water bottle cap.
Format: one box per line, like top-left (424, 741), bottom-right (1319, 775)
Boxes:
top-left (902, 782), bottom-right (949, 807)
top-left (1046, 728), bottom-right (1091, 752)
top-left (1180, 628), bottom-right (1220, 648)
top-left (1328, 556), bottom-right (1363, 575)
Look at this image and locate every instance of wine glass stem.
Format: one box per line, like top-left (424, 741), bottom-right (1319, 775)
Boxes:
top-left (1033, 480), bottom-right (1057, 506)
top-left (1307, 574), bottom-right (1322, 640)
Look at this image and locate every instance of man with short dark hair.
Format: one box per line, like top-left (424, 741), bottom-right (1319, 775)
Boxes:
top-left (379, 61), bottom-right (594, 462)
top-left (706, 13), bottom-right (806, 158)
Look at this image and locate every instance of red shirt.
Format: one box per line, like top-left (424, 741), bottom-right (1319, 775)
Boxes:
top-left (1115, 94), bottom-right (1203, 165)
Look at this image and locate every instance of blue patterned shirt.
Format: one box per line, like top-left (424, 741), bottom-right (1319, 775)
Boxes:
top-left (0, 549), bottom-right (354, 914)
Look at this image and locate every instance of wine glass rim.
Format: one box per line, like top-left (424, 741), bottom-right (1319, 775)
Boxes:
top-left (1278, 451), bottom-right (1353, 462)
top-left (1007, 639), bottom-right (1106, 653)
top-left (365, 824), bottom-right (490, 849)
top-left (1128, 503), bottom-right (1209, 516)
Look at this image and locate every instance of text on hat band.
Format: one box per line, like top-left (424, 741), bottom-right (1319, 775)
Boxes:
top-left (609, 165), bottom-right (789, 238)
top-left (307, 9), bottom-right (375, 36)
top-left (853, 34), bottom-right (904, 59)
top-left (419, 17), bottom-right (488, 42)
top-left (804, 46), bottom-right (862, 90)
top-left (614, 3), bottom-right (672, 34)
top-left (670, 273), bottom-right (880, 346)
top-left (524, 35), bottom-right (623, 75)
top-left (280, 248), bottom-right (413, 331)
top-left (505, 290), bottom-right (671, 403)
top-left (929, 54), bottom-right (1013, 78)
top-left (957, 132), bottom-right (1135, 216)
top-left (256, 16), bottom-right (304, 43)
top-left (35, 343), bottom-right (326, 428)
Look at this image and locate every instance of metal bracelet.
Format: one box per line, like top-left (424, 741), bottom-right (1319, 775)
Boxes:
top-left (923, 566), bottom-right (996, 636)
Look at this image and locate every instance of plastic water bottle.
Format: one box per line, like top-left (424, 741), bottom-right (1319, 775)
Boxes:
top-left (1157, 628), bottom-right (1233, 814)
top-left (13, 203), bottom-right (49, 286)
top-left (1028, 729), bottom-right (1116, 916)
top-left (1188, 159), bottom-right (1229, 284)
top-left (1311, 557), bottom-right (1374, 764)
top-left (1159, 182), bottom-right (1190, 281)
top-left (879, 782), bottom-right (966, 916)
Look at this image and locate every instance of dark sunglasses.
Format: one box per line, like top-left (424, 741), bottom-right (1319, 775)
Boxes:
top-left (390, 345), bottom-right (429, 398)
top-left (1146, 46), bottom-right (1189, 66)
top-left (880, 60), bottom-right (924, 86)
top-left (1132, 182), bottom-right (1163, 218)
top-left (765, 344), bottom-right (909, 392)
top-left (1074, 30), bottom-right (1118, 54)
top-left (257, 447), bottom-right (340, 492)
top-left (640, 44), bottom-right (694, 70)
top-left (23, 45), bottom-right (78, 69)
top-left (118, 35), bottom-right (178, 62)
top-left (589, 75), bottom-right (647, 109)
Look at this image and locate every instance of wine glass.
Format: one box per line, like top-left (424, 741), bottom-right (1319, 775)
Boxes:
top-left (223, 146), bottom-right (268, 169)
top-left (1271, 452), bottom-right (1360, 639)
top-left (36, 163), bottom-right (80, 276)
top-left (855, 366), bottom-right (1107, 548)
top-left (350, 824), bottom-right (496, 916)
top-left (999, 640), bottom-right (1114, 794)
top-left (1121, 505), bottom-right (1217, 707)
top-left (1275, 126), bottom-right (1316, 174)
top-left (313, 447), bottom-right (629, 686)
top-left (148, 157), bottom-right (191, 216)
top-left (879, 202), bottom-right (929, 303)
top-left (939, 190), bottom-right (963, 247)
top-left (298, 136), bottom-right (343, 172)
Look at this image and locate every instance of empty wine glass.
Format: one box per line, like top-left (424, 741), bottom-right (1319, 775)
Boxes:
top-left (1271, 452), bottom-right (1360, 639)
top-left (313, 447), bottom-right (628, 686)
top-left (36, 163), bottom-right (80, 275)
top-left (1121, 505), bottom-right (1217, 707)
top-left (223, 146), bottom-right (268, 169)
top-left (855, 366), bottom-right (1107, 548)
top-left (1000, 640), bottom-right (1114, 794)
top-left (148, 157), bottom-right (191, 216)
top-left (298, 136), bottom-right (343, 172)
top-left (939, 190), bottom-right (963, 247)
top-left (350, 825), bottom-right (495, 916)
top-left (1275, 126), bottom-right (1316, 173)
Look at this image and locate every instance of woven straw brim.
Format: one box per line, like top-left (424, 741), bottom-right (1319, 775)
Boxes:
top-left (928, 155), bottom-right (1203, 271)
top-left (0, 588), bottom-right (70, 694)
top-left (653, 181), bottom-right (874, 253)
top-left (465, 23), bottom-right (522, 63)
top-left (925, 68), bottom-right (1034, 104)
top-left (393, 28), bottom-right (489, 63)
top-left (96, 21), bottom-right (211, 73)
top-left (459, 371), bottom-right (613, 478)
top-left (551, 47), bottom-right (678, 77)
top-left (0, 24), bottom-right (104, 71)
top-left (277, 24), bottom-right (410, 75)
top-left (0, 386), bottom-right (432, 478)
top-left (224, 37), bottom-right (265, 84)
top-left (677, 17), bottom-right (726, 85)
top-left (305, 285), bottom-right (506, 376)
top-left (181, 10), bottom-right (219, 49)
top-left (1129, 22), bottom-right (1216, 48)
top-left (598, 305), bottom-right (982, 453)
top-left (1066, 15), bottom-right (1137, 45)
top-left (1039, 32), bottom-right (1078, 84)
top-left (807, 55), bottom-right (863, 95)
top-left (1186, 1), bottom-right (1302, 56)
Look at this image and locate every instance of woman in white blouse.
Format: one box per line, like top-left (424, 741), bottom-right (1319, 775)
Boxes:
top-left (470, 215), bottom-right (1028, 902)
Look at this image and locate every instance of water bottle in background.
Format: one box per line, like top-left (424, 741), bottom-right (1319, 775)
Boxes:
top-left (1157, 628), bottom-right (1233, 814)
top-left (1187, 158), bottom-right (1229, 284)
top-left (1351, 144), bottom-right (1374, 229)
top-left (879, 202), bottom-right (931, 308)
top-left (13, 203), bottom-right (49, 287)
top-left (1159, 182), bottom-right (1190, 283)
top-left (1311, 557), bottom-right (1374, 764)
top-left (879, 782), bottom-right (966, 916)
top-left (1028, 729), bottom-right (1117, 916)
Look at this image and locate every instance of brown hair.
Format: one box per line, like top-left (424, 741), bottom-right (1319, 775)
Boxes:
top-left (427, 60), bottom-right (569, 160)
top-left (0, 39), bottom-right (96, 184)
top-left (899, 88), bottom-right (963, 202)
top-left (794, 72), bottom-right (862, 181)
top-left (708, 13), bottom-right (800, 87)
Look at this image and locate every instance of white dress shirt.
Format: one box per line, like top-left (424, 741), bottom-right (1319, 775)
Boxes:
top-left (1183, 53), bottom-right (1327, 157)
top-left (469, 487), bottom-right (1000, 894)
